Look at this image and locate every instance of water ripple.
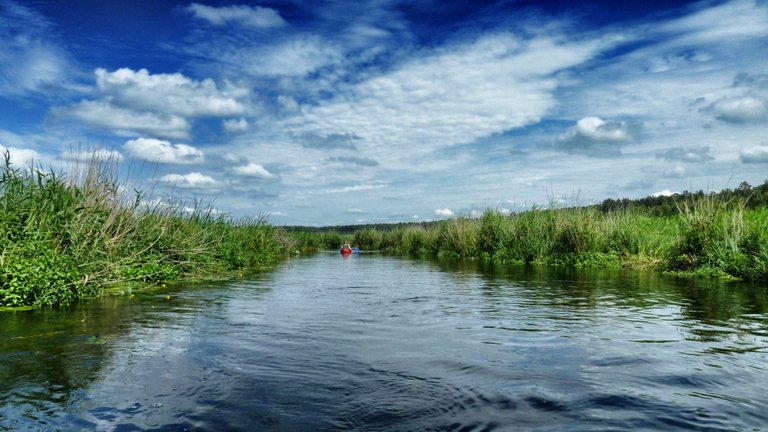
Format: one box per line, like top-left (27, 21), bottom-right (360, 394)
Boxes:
top-left (2, 255), bottom-right (768, 431)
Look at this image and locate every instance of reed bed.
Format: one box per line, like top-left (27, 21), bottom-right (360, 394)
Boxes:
top-left (337, 197), bottom-right (767, 281)
top-left (0, 152), bottom-right (293, 308)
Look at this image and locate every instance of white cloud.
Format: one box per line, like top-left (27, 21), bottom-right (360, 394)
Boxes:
top-left (324, 183), bottom-right (388, 194)
top-left (572, 117), bottom-right (632, 141)
top-left (55, 68), bottom-right (250, 140)
top-left (346, 208), bottom-right (365, 214)
top-left (223, 118), bottom-right (249, 132)
top-left (0, 145), bottom-right (39, 167)
top-left (55, 100), bottom-right (191, 139)
top-left (661, 0), bottom-right (768, 44)
top-left (555, 117), bottom-right (639, 156)
top-left (327, 156), bottom-right (379, 166)
top-left (123, 138), bottom-right (204, 164)
top-left (95, 68), bottom-right (248, 117)
top-left (186, 3), bottom-right (286, 29)
top-left (220, 36), bottom-right (344, 77)
top-left (740, 146), bottom-right (768, 163)
top-left (0, 2), bottom-right (73, 97)
top-left (652, 189), bottom-right (678, 197)
top-left (658, 146), bottom-right (714, 163)
top-left (229, 162), bottom-right (277, 179)
top-left (435, 208), bottom-right (454, 217)
top-left (290, 32), bottom-right (610, 162)
top-left (666, 165), bottom-right (687, 178)
top-left (711, 97), bottom-right (767, 123)
top-left (0, 40), bottom-right (69, 97)
top-left (160, 172), bottom-right (216, 188)
top-left (59, 148), bottom-right (123, 163)
top-left (278, 95), bottom-right (300, 112)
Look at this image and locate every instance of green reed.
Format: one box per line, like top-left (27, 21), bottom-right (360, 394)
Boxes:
top-left (0, 152), bottom-right (293, 308)
top-left (313, 196), bottom-right (766, 281)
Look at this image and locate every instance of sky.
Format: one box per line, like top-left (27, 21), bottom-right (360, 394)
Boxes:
top-left (1, 0), bottom-right (767, 226)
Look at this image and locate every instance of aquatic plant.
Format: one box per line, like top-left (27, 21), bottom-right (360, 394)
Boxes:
top-left (0, 151), bottom-right (292, 308)
top-left (307, 191), bottom-right (767, 281)
top-left (664, 194), bottom-right (768, 280)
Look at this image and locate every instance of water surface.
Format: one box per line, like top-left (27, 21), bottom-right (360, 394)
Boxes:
top-left (2, 253), bottom-right (767, 431)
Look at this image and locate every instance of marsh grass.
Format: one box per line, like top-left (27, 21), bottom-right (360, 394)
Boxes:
top-left (664, 194), bottom-right (768, 280)
top-left (0, 151), bottom-right (292, 308)
top-left (334, 196), bottom-right (766, 281)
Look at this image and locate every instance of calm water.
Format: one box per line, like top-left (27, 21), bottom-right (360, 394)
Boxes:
top-left (2, 253), bottom-right (768, 431)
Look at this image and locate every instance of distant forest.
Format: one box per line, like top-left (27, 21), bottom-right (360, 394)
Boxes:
top-left (598, 179), bottom-right (768, 216)
top-left (285, 179), bottom-right (768, 234)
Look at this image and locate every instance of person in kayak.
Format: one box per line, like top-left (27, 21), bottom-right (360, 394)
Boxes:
top-left (342, 241), bottom-right (351, 250)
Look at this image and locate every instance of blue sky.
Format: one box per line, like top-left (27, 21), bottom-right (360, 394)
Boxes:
top-left (1, 0), bottom-right (767, 226)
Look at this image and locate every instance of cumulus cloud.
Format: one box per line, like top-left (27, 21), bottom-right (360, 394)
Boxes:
top-left (186, 3), bottom-right (286, 29)
top-left (55, 100), bottom-right (191, 139)
top-left (435, 208), bottom-right (454, 217)
top-left (160, 172), bottom-right (216, 188)
top-left (652, 189), bottom-right (678, 197)
top-left (657, 146), bottom-right (714, 163)
top-left (229, 162), bottom-right (277, 178)
top-left (740, 146), bottom-right (768, 163)
top-left (555, 117), bottom-right (640, 157)
top-left (707, 72), bottom-right (768, 124)
top-left (52, 66), bottom-right (249, 146)
top-left (94, 68), bottom-right (248, 117)
top-left (710, 97), bottom-right (767, 123)
top-left (59, 148), bottom-right (123, 162)
top-left (223, 118), bottom-right (249, 133)
top-left (326, 156), bottom-right (379, 166)
top-left (0, 145), bottom-right (39, 167)
top-left (123, 138), bottom-right (204, 164)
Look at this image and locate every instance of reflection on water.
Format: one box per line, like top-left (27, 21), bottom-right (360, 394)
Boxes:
top-left (2, 254), bottom-right (767, 431)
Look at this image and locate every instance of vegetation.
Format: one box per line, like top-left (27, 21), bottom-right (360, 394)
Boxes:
top-left (598, 180), bottom-right (768, 215)
top-left (0, 152), bottom-right (295, 308)
top-left (4, 148), bottom-right (765, 309)
top-left (295, 182), bottom-right (768, 282)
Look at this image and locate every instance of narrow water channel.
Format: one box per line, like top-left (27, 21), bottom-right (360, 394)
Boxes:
top-left (2, 253), bottom-right (767, 431)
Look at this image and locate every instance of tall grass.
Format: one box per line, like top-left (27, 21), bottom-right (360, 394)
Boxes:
top-left (0, 152), bottom-right (293, 308)
top-left (664, 195), bottom-right (768, 280)
top-left (334, 196), bottom-right (767, 281)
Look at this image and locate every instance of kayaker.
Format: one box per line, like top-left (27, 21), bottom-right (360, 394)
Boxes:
top-left (342, 241), bottom-right (351, 249)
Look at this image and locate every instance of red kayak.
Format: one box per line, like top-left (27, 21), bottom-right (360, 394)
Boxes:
top-left (340, 247), bottom-right (353, 256)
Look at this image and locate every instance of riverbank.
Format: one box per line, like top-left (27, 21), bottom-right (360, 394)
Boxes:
top-left (0, 155), bottom-right (295, 308)
top-left (331, 197), bottom-right (767, 281)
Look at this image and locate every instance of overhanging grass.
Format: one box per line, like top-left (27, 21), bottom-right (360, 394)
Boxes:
top-left (0, 152), bottom-right (294, 308)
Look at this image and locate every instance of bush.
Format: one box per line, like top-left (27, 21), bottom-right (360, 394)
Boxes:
top-left (0, 242), bottom-right (82, 307)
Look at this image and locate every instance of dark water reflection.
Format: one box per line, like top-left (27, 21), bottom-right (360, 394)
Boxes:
top-left (2, 254), bottom-right (767, 431)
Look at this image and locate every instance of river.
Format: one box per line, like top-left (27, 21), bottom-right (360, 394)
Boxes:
top-left (2, 252), bottom-right (767, 431)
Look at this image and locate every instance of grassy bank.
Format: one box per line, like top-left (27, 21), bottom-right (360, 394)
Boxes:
top-left (332, 197), bottom-right (768, 281)
top-left (0, 154), bottom-right (295, 308)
